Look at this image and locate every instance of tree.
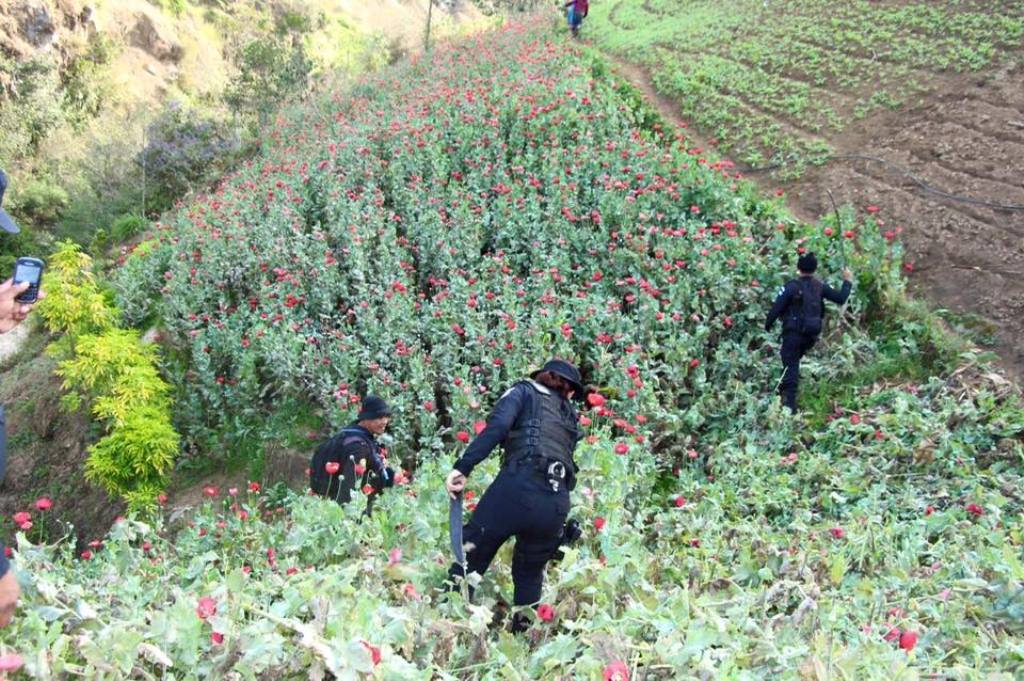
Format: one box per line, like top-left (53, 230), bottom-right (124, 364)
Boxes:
top-left (224, 35), bottom-right (313, 129)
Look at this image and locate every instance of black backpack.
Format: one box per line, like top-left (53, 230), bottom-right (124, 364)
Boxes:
top-left (793, 278), bottom-right (824, 336)
top-left (310, 428), bottom-right (371, 496)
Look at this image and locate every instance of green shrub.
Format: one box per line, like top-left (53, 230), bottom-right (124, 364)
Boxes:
top-left (0, 55), bottom-right (63, 163)
top-left (155, 0), bottom-right (187, 17)
top-left (110, 213), bottom-right (148, 242)
top-left (12, 179), bottom-right (70, 225)
top-left (138, 102), bottom-right (241, 214)
top-left (36, 240), bottom-right (117, 343)
top-left (224, 36), bottom-right (313, 127)
top-left (61, 34), bottom-right (120, 128)
top-left (84, 403), bottom-right (178, 510)
top-left (40, 241), bottom-right (179, 511)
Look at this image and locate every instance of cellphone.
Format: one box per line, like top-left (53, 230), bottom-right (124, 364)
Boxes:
top-left (12, 257), bottom-right (44, 303)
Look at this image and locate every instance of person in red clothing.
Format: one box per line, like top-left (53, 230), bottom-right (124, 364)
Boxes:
top-left (565, 0), bottom-right (589, 37)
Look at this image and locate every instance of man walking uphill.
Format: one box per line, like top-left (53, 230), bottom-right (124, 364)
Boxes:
top-left (765, 252), bottom-right (852, 412)
top-left (310, 395), bottom-right (395, 509)
top-left (445, 359), bottom-right (585, 632)
top-left (565, 0), bottom-right (589, 37)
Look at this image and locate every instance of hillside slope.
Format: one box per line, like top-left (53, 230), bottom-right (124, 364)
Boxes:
top-left (0, 0), bottom-right (486, 543)
top-left (0, 16), bottom-right (1018, 679)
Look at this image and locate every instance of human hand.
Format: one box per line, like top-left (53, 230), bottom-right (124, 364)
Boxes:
top-left (0, 279), bottom-right (43, 334)
top-left (843, 268), bottom-right (852, 282)
top-left (0, 569), bottom-right (20, 627)
top-left (445, 469), bottom-right (466, 499)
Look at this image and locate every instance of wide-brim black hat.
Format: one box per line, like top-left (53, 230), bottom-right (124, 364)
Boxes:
top-left (531, 359), bottom-right (584, 396)
top-left (357, 394), bottom-right (392, 420)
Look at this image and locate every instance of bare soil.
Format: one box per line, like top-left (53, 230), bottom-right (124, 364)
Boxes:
top-left (610, 57), bottom-right (1024, 381)
top-left (0, 349), bottom-right (124, 548)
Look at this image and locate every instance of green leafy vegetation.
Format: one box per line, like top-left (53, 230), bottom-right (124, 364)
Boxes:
top-left (588, 0), bottom-right (1024, 173)
top-left (0, 11), bottom-right (1021, 680)
top-left (35, 242), bottom-right (179, 511)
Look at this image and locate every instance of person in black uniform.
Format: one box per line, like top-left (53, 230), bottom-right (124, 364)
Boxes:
top-left (310, 395), bottom-right (395, 506)
top-left (765, 252), bottom-right (852, 412)
top-left (445, 359), bottom-right (584, 630)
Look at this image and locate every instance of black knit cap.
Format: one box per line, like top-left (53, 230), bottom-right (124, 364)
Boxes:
top-left (797, 251), bottom-right (818, 273)
top-left (357, 394), bottom-right (392, 420)
top-left (531, 359), bottom-right (584, 396)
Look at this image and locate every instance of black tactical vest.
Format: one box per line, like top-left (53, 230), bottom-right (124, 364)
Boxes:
top-left (503, 381), bottom-right (580, 474)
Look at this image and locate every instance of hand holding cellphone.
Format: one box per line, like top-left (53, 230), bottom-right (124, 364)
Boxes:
top-left (12, 257), bottom-right (44, 304)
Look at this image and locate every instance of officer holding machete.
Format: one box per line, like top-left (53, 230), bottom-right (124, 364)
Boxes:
top-left (445, 359), bottom-right (585, 632)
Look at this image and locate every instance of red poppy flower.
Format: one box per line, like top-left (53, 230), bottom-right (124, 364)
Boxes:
top-left (965, 503), bottom-right (984, 517)
top-left (35, 497), bottom-right (53, 511)
top-left (325, 461), bottom-right (341, 475)
top-left (361, 641), bottom-right (382, 666)
top-left (586, 393), bottom-right (605, 407)
top-left (603, 660), bottom-right (629, 681)
top-left (196, 596), bottom-right (217, 620)
top-left (899, 630), bottom-right (918, 651)
top-left (248, 481), bottom-right (261, 493)
top-left (674, 496), bottom-right (686, 508)
top-left (614, 443), bottom-right (628, 455)
top-left (537, 603), bottom-right (554, 622)
top-left (829, 527), bottom-right (845, 539)
top-left (473, 420), bottom-right (487, 434)
top-left (457, 431), bottom-right (470, 443)
top-left (211, 631), bottom-right (224, 644)
top-left (0, 654), bottom-right (23, 672)
top-left (594, 517), bottom-right (606, 531)
top-left (11, 512), bottom-right (30, 525)
top-left (80, 550), bottom-right (93, 560)
top-left (203, 485), bottom-right (219, 498)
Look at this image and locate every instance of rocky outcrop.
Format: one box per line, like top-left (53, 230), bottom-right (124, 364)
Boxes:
top-left (124, 5), bottom-right (183, 64)
top-left (0, 0), bottom-right (89, 59)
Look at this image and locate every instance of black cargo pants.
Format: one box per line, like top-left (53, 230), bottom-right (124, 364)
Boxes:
top-left (780, 331), bottom-right (817, 411)
top-left (448, 462), bottom-right (570, 606)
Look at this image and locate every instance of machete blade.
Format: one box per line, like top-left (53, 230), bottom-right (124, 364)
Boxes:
top-left (449, 492), bottom-right (465, 565)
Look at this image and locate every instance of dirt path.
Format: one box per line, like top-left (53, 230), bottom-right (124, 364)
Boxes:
top-left (0, 325), bottom-right (28, 365)
top-left (609, 57), bottom-right (1024, 382)
top-left (610, 59), bottom-right (728, 164)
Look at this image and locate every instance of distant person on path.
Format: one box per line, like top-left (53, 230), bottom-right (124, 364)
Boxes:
top-left (445, 359), bottom-right (584, 632)
top-left (765, 252), bottom-right (852, 412)
top-left (565, 0), bottom-right (589, 37)
top-left (0, 168), bottom-right (47, 627)
top-left (310, 395), bottom-right (395, 511)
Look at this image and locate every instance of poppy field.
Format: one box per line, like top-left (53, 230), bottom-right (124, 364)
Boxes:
top-left (587, 0), bottom-right (1024, 172)
top-left (1, 18), bottom-right (1023, 679)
